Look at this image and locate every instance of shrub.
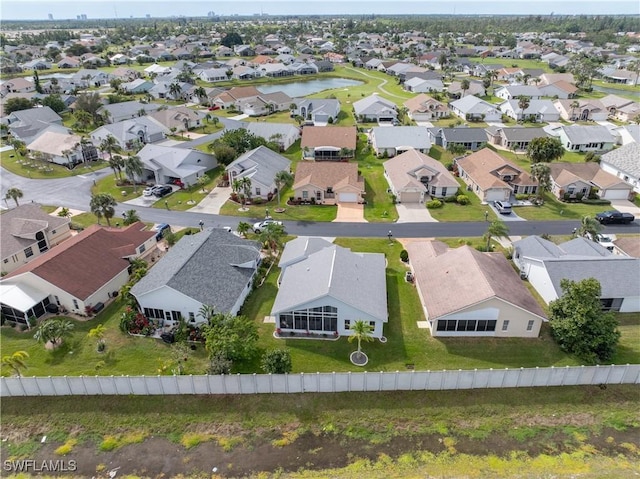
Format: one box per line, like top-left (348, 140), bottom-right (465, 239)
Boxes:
top-left (515, 194), bottom-right (529, 201)
top-left (445, 161), bottom-right (454, 171)
top-left (209, 351), bottom-right (233, 375)
top-left (28, 316), bottom-right (37, 328)
top-left (253, 197), bottom-right (263, 205)
top-left (55, 439), bottom-right (78, 456)
top-left (426, 199), bottom-right (443, 209)
top-left (443, 195), bottom-right (457, 203)
top-left (261, 348), bottom-right (292, 374)
top-left (456, 195), bottom-right (470, 205)
top-left (400, 249), bottom-right (409, 262)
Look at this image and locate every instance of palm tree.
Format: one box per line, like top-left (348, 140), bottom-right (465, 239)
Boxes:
top-left (460, 78), bottom-right (470, 98)
top-left (1, 351), bottom-right (29, 377)
top-left (578, 215), bottom-right (603, 239)
top-left (109, 155), bottom-right (125, 182)
top-left (122, 209), bottom-right (141, 225)
top-left (168, 82), bottom-right (182, 100)
top-left (237, 221), bottom-right (251, 237)
top-left (348, 320), bottom-right (374, 362)
top-left (88, 324), bottom-right (107, 352)
top-left (484, 220), bottom-right (509, 252)
top-left (90, 193), bottom-right (117, 226)
top-left (198, 304), bottom-right (216, 324)
top-left (34, 318), bottom-right (74, 348)
top-left (273, 170), bottom-right (293, 205)
top-left (124, 155), bottom-right (144, 191)
top-left (210, 116), bottom-right (220, 129)
top-left (5, 187), bottom-right (23, 207)
top-left (193, 86), bottom-right (207, 104)
top-left (99, 134), bottom-right (121, 164)
top-left (570, 100), bottom-right (581, 121)
top-left (57, 207), bottom-right (72, 219)
top-left (530, 162), bottom-right (551, 200)
top-left (239, 176), bottom-right (252, 201)
top-left (517, 95), bottom-right (530, 123)
top-left (258, 223), bottom-right (285, 256)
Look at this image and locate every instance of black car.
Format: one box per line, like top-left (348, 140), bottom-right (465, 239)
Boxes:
top-left (153, 185), bottom-right (173, 197)
top-left (595, 210), bottom-right (635, 225)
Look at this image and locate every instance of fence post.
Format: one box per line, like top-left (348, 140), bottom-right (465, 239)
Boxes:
top-left (222, 374), bottom-right (227, 395)
top-left (128, 375), bottom-right (134, 394)
top-left (364, 371), bottom-right (368, 392)
top-left (237, 374), bottom-right (242, 394)
top-left (516, 368), bottom-right (524, 387)
top-left (49, 376), bottom-right (57, 395)
top-left (332, 372), bottom-right (336, 392)
top-left (316, 372), bottom-right (320, 392)
top-left (471, 369), bottom-right (477, 389)
top-left (81, 376), bottom-right (88, 395)
top-left (64, 375), bottom-right (72, 395)
top-left (300, 372), bottom-right (304, 393)
top-left (269, 373), bottom-right (273, 394)
top-left (500, 368), bottom-right (507, 388)
top-left (159, 375), bottom-right (165, 394)
top-left (409, 370), bottom-right (415, 390)
top-left (561, 366), bottom-right (569, 386)
top-left (96, 375), bottom-right (104, 395)
top-left (253, 373), bottom-right (258, 394)
top-left (284, 373), bottom-right (289, 394)
top-left (604, 364), bottom-right (614, 385)
top-left (379, 371), bottom-right (383, 391)
top-left (347, 371), bottom-right (351, 392)
top-left (191, 375), bottom-right (195, 394)
top-left (18, 377), bottom-right (26, 396)
top-left (394, 371), bottom-right (399, 390)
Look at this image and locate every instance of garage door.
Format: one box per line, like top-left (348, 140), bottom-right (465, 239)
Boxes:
top-left (400, 191), bottom-right (421, 203)
top-left (602, 189), bottom-right (631, 200)
top-left (484, 189), bottom-right (507, 202)
top-left (338, 192), bottom-right (358, 203)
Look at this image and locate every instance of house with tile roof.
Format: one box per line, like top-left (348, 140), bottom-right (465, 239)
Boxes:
top-left (406, 241), bottom-right (546, 337)
top-left (0, 222), bottom-right (157, 324)
top-left (271, 241), bottom-right (387, 338)
top-left (226, 146), bottom-right (291, 200)
top-left (512, 236), bottom-right (640, 312)
top-left (383, 149), bottom-right (459, 203)
top-left (369, 126), bottom-right (431, 157)
top-left (403, 94), bottom-right (449, 123)
top-left (130, 228), bottom-right (261, 325)
top-left (0, 204), bottom-right (71, 276)
top-left (455, 148), bottom-right (538, 202)
top-left (146, 106), bottom-right (205, 132)
top-left (300, 126), bottom-right (357, 160)
top-left (211, 85), bottom-right (262, 109)
top-left (293, 162), bottom-right (364, 204)
top-left (548, 162), bottom-right (633, 201)
top-left (599, 143), bottom-right (640, 194)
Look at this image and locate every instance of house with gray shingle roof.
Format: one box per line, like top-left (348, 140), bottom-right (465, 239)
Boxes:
top-left (498, 99), bottom-right (559, 123)
top-left (98, 101), bottom-right (162, 124)
top-left (137, 144), bottom-right (216, 186)
top-left (428, 127), bottom-right (489, 152)
top-left (292, 98), bottom-right (341, 126)
top-left (485, 126), bottom-right (549, 151)
top-left (2, 107), bottom-right (63, 143)
top-left (549, 125), bottom-right (615, 152)
top-left (130, 228), bottom-right (261, 325)
top-left (369, 126), bottom-right (431, 157)
top-left (271, 241), bottom-right (388, 338)
top-left (89, 117), bottom-right (169, 150)
top-left (244, 122), bottom-right (301, 152)
top-left (406, 240), bottom-right (547, 337)
top-left (513, 236), bottom-right (640, 312)
top-left (449, 95), bottom-right (501, 122)
top-left (599, 143), bottom-right (640, 194)
top-left (226, 146), bottom-right (291, 200)
top-left (353, 94), bottom-right (398, 123)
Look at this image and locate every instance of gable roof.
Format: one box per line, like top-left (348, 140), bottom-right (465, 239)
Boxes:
top-left (600, 143), bottom-right (640, 178)
top-left (403, 93), bottom-right (448, 113)
top-left (3, 223), bottom-right (154, 300)
top-left (549, 162), bottom-right (631, 190)
top-left (485, 126), bottom-right (548, 141)
top-left (371, 126), bottom-right (431, 149)
top-left (560, 125), bottom-right (615, 144)
top-left (407, 241), bottom-right (546, 320)
top-left (456, 148), bottom-right (535, 189)
top-left (26, 130), bottom-right (83, 157)
top-left (98, 100), bottom-right (161, 121)
top-left (293, 162), bottom-right (364, 191)
top-left (271, 245), bottom-right (388, 322)
top-left (278, 236), bottom-right (335, 269)
top-left (300, 126), bottom-right (357, 150)
top-left (226, 145), bottom-right (291, 187)
top-left (383, 149), bottom-right (458, 191)
top-left (130, 228), bottom-right (260, 312)
top-left (137, 144), bottom-right (214, 177)
top-left (429, 127), bottom-right (489, 143)
top-left (352, 94), bottom-right (397, 115)
top-left (450, 95), bottom-right (497, 114)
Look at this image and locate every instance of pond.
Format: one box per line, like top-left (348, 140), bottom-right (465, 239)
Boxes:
top-left (592, 84), bottom-right (640, 99)
top-left (257, 78), bottom-right (364, 98)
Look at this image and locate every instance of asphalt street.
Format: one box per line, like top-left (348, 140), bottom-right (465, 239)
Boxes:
top-left (2, 166), bottom-right (639, 239)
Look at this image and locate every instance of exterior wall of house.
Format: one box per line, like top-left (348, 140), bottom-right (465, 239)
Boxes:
top-left (559, 132), bottom-right (614, 152)
top-left (600, 161), bottom-right (640, 194)
top-left (429, 297), bottom-right (542, 338)
top-left (517, 259), bottom-right (558, 304)
top-left (620, 296), bottom-right (640, 313)
top-left (551, 179), bottom-right (591, 199)
top-left (83, 269), bottom-right (131, 312)
top-left (134, 286), bottom-right (206, 324)
top-left (1, 224), bottom-right (72, 275)
top-left (275, 296), bottom-right (385, 339)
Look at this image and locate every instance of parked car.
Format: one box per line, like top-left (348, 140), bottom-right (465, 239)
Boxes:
top-left (595, 210), bottom-right (635, 225)
top-left (208, 105), bottom-right (220, 111)
top-left (154, 223), bottom-right (171, 240)
top-left (142, 185), bottom-right (159, 197)
top-left (153, 185), bottom-right (173, 197)
top-left (584, 232), bottom-right (616, 252)
top-left (494, 200), bottom-right (512, 215)
top-left (253, 219), bottom-right (283, 233)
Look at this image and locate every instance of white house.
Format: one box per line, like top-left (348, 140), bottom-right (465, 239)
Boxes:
top-left (272, 239), bottom-right (388, 339)
top-left (26, 129), bottom-right (86, 167)
top-left (369, 126), bottom-right (431, 157)
top-left (498, 99), bottom-right (560, 123)
top-left (352, 94), bottom-right (398, 123)
top-left (549, 125), bottom-right (616, 152)
top-left (449, 95), bottom-right (501, 122)
top-left (244, 122), bottom-right (301, 152)
top-left (226, 146), bottom-right (291, 200)
top-left (131, 228), bottom-right (261, 326)
top-left (599, 143), bottom-right (640, 194)
top-left (137, 144), bottom-right (217, 186)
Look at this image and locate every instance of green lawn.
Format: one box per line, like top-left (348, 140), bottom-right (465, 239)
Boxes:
top-left (0, 149), bottom-right (107, 179)
top-left (91, 172), bottom-right (138, 202)
top-left (428, 178), bottom-right (500, 222)
top-left (514, 193), bottom-right (613, 221)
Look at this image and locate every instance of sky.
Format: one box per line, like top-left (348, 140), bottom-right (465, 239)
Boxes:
top-left (1, 0), bottom-right (639, 20)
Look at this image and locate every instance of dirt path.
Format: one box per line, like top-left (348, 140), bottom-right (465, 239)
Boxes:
top-left (12, 428), bottom-right (640, 478)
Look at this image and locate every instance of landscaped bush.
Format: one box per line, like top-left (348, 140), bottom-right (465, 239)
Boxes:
top-left (120, 307), bottom-right (154, 335)
top-left (443, 195), bottom-right (457, 203)
top-left (400, 250), bottom-right (409, 262)
top-left (426, 199), bottom-right (443, 209)
top-left (252, 197), bottom-right (263, 205)
top-left (581, 198), bottom-right (611, 205)
top-left (456, 195), bottom-right (470, 205)
top-left (515, 194), bottom-right (529, 201)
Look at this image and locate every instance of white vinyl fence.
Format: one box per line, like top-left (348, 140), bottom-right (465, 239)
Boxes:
top-left (1, 365), bottom-right (639, 397)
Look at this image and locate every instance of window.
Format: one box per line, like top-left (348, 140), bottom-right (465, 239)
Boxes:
top-left (188, 312), bottom-right (195, 322)
top-left (344, 320), bottom-right (351, 330)
top-left (369, 321), bottom-right (376, 329)
top-left (72, 299), bottom-right (79, 309)
top-left (441, 188), bottom-right (447, 197)
top-left (431, 186), bottom-right (436, 195)
top-left (24, 247), bottom-right (33, 258)
top-left (502, 320), bottom-right (510, 331)
top-left (526, 320), bottom-right (534, 331)
top-left (139, 244), bottom-right (146, 253)
top-left (316, 191), bottom-right (322, 201)
top-left (255, 187), bottom-right (261, 195)
top-left (302, 190), bottom-right (308, 199)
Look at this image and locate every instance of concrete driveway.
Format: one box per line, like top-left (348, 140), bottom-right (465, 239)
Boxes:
top-left (486, 202), bottom-right (527, 222)
top-left (186, 186), bottom-right (232, 215)
top-left (396, 203), bottom-right (437, 223)
top-left (609, 199), bottom-right (640, 217)
top-left (334, 203), bottom-right (366, 222)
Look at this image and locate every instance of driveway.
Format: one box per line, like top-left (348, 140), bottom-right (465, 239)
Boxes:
top-left (609, 199), bottom-right (640, 217)
top-left (334, 203), bottom-right (366, 222)
top-left (186, 186), bottom-right (231, 215)
top-left (396, 203), bottom-right (437, 223)
top-left (486, 202), bottom-right (527, 222)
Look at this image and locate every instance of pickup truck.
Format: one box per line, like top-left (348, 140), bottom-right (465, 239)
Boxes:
top-left (595, 210), bottom-right (635, 225)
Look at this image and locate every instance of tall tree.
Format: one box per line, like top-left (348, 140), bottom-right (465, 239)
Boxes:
top-left (41, 94), bottom-right (66, 113)
top-left (168, 82), bottom-right (183, 100)
top-left (578, 215), bottom-right (603, 239)
top-left (124, 155), bottom-right (144, 191)
top-left (526, 137), bottom-right (564, 164)
top-left (193, 86), bottom-right (207, 104)
top-left (273, 170), bottom-right (293, 205)
top-left (75, 92), bottom-right (103, 123)
top-left (90, 193), bottom-right (117, 226)
top-left (73, 110), bottom-right (93, 131)
top-left (549, 278), bottom-right (620, 364)
top-left (1, 351), bottom-right (29, 377)
top-left (5, 187), bottom-right (23, 207)
top-left (348, 320), bottom-right (374, 362)
top-left (517, 95), bottom-right (530, 123)
top-left (5, 97), bottom-right (33, 114)
top-left (202, 312), bottom-right (259, 362)
top-left (530, 162), bottom-right (551, 200)
top-left (484, 220), bottom-right (509, 252)
top-left (460, 78), bottom-right (470, 98)
top-left (258, 222), bottom-right (285, 256)
top-left (109, 155), bottom-right (125, 181)
top-left (99, 134), bottom-right (121, 165)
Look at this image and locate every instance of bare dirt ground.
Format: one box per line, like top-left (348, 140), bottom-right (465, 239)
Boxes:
top-left (19, 427), bottom-right (640, 478)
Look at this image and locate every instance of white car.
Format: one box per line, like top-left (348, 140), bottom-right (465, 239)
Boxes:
top-left (253, 219), bottom-right (283, 233)
top-left (142, 185), bottom-right (159, 197)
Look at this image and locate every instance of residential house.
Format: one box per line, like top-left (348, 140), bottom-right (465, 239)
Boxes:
top-left (98, 101), bottom-right (162, 124)
top-left (456, 148), bottom-right (538, 202)
top-left (403, 77), bottom-right (445, 93)
top-left (494, 85), bottom-right (542, 100)
top-left (137, 144), bottom-right (216, 186)
top-left (148, 81), bottom-right (191, 100)
top-left (271, 241), bottom-right (387, 338)
top-left (352, 94), bottom-right (398, 123)
top-left (293, 98), bottom-right (341, 126)
top-left (130, 228), bottom-right (261, 326)
top-left (25, 130), bottom-right (95, 167)
top-left (120, 78), bottom-right (154, 94)
top-left (197, 68), bottom-right (229, 83)
top-left (369, 126), bottom-right (431, 157)
top-left (554, 99), bottom-right (607, 122)
top-left (300, 126), bottom-right (357, 161)
top-left (498, 99), bottom-right (560, 122)
top-left (614, 236), bottom-right (640, 258)
top-left (90, 117), bottom-right (169, 150)
top-left (211, 86), bottom-right (261, 109)
top-left (293, 162), bottom-right (365, 204)
top-left (2, 106), bottom-right (63, 141)
top-left (403, 94), bottom-right (449, 123)
top-left (539, 72), bottom-right (575, 86)
top-left (428, 127), bottom-right (489, 152)
top-left (70, 69), bottom-right (111, 88)
top-left (238, 91), bottom-right (293, 117)
top-left (22, 58), bottom-right (51, 70)
top-left (57, 57), bottom-right (82, 69)
top-left (600, 143), bottom-right (640, 194)
top-left (449, 95), bottom-right (501, 122)
top-left (512, 236), bottom-right (640, 312)
top-left (406, 241), bottom-right (546, 337)
top-left (0, 204), bottom-right (72, 275)
top-left (447, 80), bottom-right (486, 99)
top-left (0, 77), bottom-right (34, 97)
top-left (485, 126), bottom-right (549, 151)
top-left (549, 125), bottom-right (615, 152)
top-left (244, 122), bottom-right (301, 152)
top-left (599, 94), bottom-right (640, 121)
top-left (0, 223), bottom-right (157, 323)
top-left (538, 81), bottom-right (578, 99)
top-left (146, 106), bottom-right (205, 133)
top-left (548, 162), bottom-right (633, 201)
top-left (226, 146), bottom-right (291, 200)
top-left (599, 67), bottom-right (639, 86)
top-left (383, 149), bottom-right (459, 203)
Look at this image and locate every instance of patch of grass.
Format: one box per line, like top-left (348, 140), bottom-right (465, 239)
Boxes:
top-left (0, 150), bottom-right (107, 179)
top-left (54, 438), bottom-right (78, 455)
top-left (271, 430), bottom-right (300, 448)
top-left (99, 431), bottom-right (146, 451)
top-left (180, 432), bottom-right (214, 449)
top-left (513, 193), bottom-right (613, 221)
top-left (92, 173), bottom-right (138, 202)
top-left (217, 436), bottom-right (244, 452)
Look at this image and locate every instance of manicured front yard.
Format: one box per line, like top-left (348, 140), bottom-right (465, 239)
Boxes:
top-left (0, 149), bottom-right (107, 179)
top-left (514, 192), bottom-right (613, 221)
